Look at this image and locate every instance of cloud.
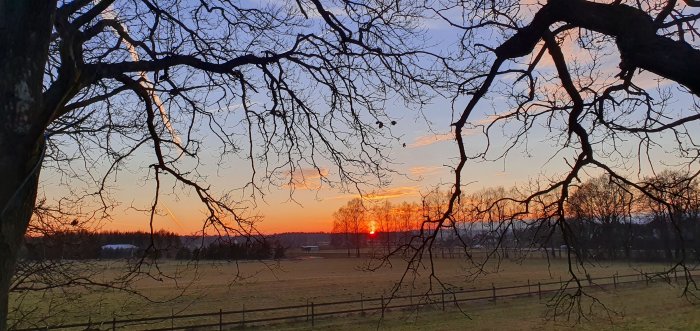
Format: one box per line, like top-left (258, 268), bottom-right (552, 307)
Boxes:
top-left (409, 127), bottom-right (483, 148)
top-left (364, 186), bottom-right (420, 200)
top-left (408, 132), bottom-right (455, 148)
top-left (409, 166), bottom-right (443, 177)
top-left (283, 167), bottom-right (330, 190)
top-left (470, 111), bottom-right (517, 126)
top-left (328, 186), bottom-right (420, 201)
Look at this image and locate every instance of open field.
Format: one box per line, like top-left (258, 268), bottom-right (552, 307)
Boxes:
top-left (9, 255), bottom-right (699, 330)
top-left (271, 283), bottom-right (700, 331)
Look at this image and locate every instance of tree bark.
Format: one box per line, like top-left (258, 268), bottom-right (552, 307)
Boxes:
top-left (0, 1), bottom-right (55, 330)
top-left (496, 0), bottom-right (700, 96)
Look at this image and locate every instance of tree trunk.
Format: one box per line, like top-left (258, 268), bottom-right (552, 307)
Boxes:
top-left (0, 162), bottom-right (40, 331)
top-left (0, 1), bottom-right (55, 330)
top-left (345, 233), bottom-right (350, 257)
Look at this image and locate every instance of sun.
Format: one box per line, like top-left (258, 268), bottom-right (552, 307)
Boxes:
top-left (368, 220), bottom-right (377, 235)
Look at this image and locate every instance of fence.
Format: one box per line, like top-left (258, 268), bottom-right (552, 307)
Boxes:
top-left (13, 269), bottom-right (696, 331)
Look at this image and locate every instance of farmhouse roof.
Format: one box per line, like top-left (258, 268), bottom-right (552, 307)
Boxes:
top-left (101, 244), bottom-right (139, 250)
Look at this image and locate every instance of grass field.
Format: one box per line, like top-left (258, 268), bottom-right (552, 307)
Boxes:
top-left (8, 254), bottom-right (699, 330)
top-left (278, 284), bottom-right (700, 331)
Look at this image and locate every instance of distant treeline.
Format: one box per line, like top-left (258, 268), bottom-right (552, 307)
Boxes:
top-left (187, 240), bottom-right (286, 260)
top-left (328, 218), bottom-right (700, 262)
top-left (20, 230), bottom-right (286, 261)
top-left (330, 171), bottom-right (700, 263)
top-left (525, 216), bottom-right (700, 262)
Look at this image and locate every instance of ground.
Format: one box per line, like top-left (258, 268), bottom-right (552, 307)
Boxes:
top-left (8, 252), bottom-right (700, 330)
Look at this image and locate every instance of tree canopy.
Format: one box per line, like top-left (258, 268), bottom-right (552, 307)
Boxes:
top-left (2, 0), bottom-right (444, 328)
top-left (2, 0), bottom-right (700, 329)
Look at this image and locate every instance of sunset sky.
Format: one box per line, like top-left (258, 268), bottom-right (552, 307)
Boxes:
top-left (38, 1), bottom-right (694, 236)
top-left (86, 76), bottom-right (683, 236)
top-left (49, 96), bottom-right (552, 235)
top-left (92, 105), bottom-right (516, 234)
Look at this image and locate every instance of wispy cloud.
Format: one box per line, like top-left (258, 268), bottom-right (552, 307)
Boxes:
top-left (283, 167), bottom-right (330, 190)
top-left (409, 166), bottom-right (443, 177)
top-left (470, 111), bottom-right (516, 126)
top-left (329, 186), bottom-right (420, 201)
top-left (408, 132), bottom-right (455, 148)
top-left (409, 127), bottom-right (483, 148)
top-left (364, 186), bottom-right (420, 200)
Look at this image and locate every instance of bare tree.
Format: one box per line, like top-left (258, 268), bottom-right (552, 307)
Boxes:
top-left (7, 0), bottom-right (700, 327)
top-left (332, 206), bottom-right (353, 257)
top-left (371, 200), bottom-right (394, 253)
top-left (399, 0), bottom-right (700, 319)
top-left (567, 175), bottom-right (634, 260)
top-left (641, 170), bottom-right (700, 262)
top-left (395, 201), bottom-right (420, 248)
top-left (469, 187), bottom-right (516, 249)
top-left (335, 198), bottom-right (368, 257)
top-left (0, 0), bottom-right (451, 328)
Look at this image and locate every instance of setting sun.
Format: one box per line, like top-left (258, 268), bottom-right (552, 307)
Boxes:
top-left (368, 220), bottom-right (377, 235)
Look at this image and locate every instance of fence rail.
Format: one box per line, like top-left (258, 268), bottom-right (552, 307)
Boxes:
top-left (13, 269), bottom-right (696, 331)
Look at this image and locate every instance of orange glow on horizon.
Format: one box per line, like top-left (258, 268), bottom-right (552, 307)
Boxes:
top-left (368, 220), bottom-right (377, 235)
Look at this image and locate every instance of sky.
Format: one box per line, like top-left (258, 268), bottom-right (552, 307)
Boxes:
top-left (40, 0), bottom-right (700, 235)
top-left (93, 104), bottom-right (494, 234)
top-left (53, 95), bottom-right (534, 235)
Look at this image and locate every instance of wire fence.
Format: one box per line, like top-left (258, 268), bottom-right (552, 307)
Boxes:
top-left (13, 268), bottom-right (696, 331)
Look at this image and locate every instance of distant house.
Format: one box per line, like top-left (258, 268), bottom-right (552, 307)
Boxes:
top-left (101, 244), bottom-right (139, 258)
top-left (301, 245), bottom-right (320, 252)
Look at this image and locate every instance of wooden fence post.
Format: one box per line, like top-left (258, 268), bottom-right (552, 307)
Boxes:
top-left (242, 304), bottom-right (246, 329)
top-left (311, 302), bottom-right (315, 327)
top-left (538, 282), bottom-right (541, 301)
top-left (360, 293), bottom-right (364, 315)
top-left (613, 273), bottom-right (617, 289)
top-left (112, 316), bottom-right (116, 331)
top-left (441, 291), bottom-right (445, 311)
top-left (492, 283), bottom-right (496, 302)
top-left (171, 308), bottom-right (174, 331)
top-left (527, 279), bottom-right (531, 296)
top-left (381, 295), bottom-right (385, 318)
top-left (219, 309), bottom-right (223, 331)
top-left (306, 299), bottom-right (309, 322)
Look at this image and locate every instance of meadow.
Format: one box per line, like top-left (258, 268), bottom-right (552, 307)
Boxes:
top-left (8, 251), bottom-right (699, 330)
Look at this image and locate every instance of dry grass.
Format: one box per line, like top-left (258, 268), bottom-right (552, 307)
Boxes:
top-left (291, 283), bottom-right (700, 331)
top-left (8, 255), bottom-right (695, 329)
